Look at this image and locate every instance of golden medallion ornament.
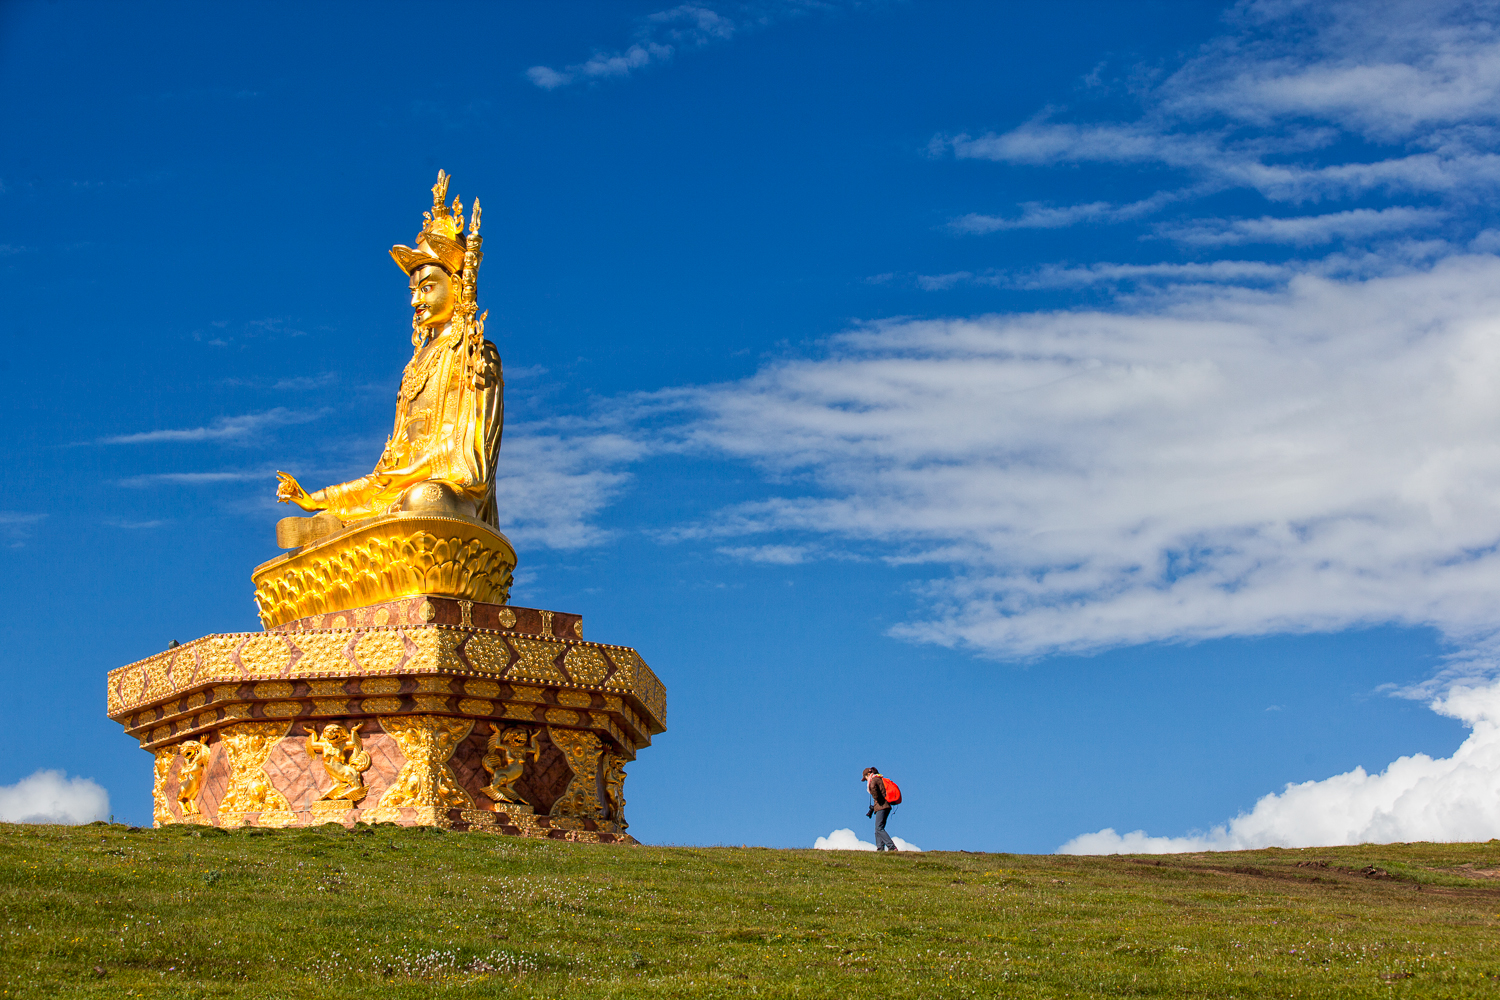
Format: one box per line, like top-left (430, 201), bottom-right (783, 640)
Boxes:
top-left (106, 172), bottom-right (665, 840)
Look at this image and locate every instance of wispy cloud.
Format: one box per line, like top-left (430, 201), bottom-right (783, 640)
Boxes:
top-left (492, 425), bottom-right (648, 549)
top-left (116, 471), bottom-right (267, 488)
top-left (913, 260), bottom-right (1292, 292)
top-left (100, 408), bottom-right (320, 445)
top-left (0, 511), bottom-right (47, 547)
top-left (951, 191), bottom-right (1188, 234)
top-left (935, 1), bottom-right (1500, 238)
top-left (527, 4), bottom-right (739, 90)
top-left (717, 544), bottom-right (810, 565)
top-left (1160, 207), bottom-right (1447, 246)
top-left (222, 372), bottom-right (340, 392)
top-left (1012, 259), bottom-right (1294, 289)
top-left (640, 253), bottom-right (1500, 662)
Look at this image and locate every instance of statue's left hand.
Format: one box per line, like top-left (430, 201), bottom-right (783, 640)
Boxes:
top-left (275, 471), bottom-right (319, 510)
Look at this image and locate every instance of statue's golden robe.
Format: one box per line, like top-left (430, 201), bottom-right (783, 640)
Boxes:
top-left (311, 326), bottom-right (504, 525)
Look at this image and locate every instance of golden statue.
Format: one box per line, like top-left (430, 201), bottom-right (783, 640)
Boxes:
top-left (109, 171), bottom-right (664, 842)
top-left (480, 724), bottom-right (541, 806)
top-left (275, 169), bottom-right (504, 532)
top-left (252, 171), bottom-right (518, 627)
top-left (304, 723), bottom-right (373, 804)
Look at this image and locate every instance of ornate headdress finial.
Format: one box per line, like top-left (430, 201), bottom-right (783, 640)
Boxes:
top-left (392, 169), bottom-right (469, 276)
top-left (421, 168), bottom-right (464, 244)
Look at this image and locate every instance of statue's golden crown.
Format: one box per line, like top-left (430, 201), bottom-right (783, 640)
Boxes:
top-left (390, 169), bottom-right (477, 277)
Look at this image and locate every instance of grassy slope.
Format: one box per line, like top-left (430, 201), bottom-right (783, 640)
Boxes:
top-left (1, 824), bottom-right (1498, 998)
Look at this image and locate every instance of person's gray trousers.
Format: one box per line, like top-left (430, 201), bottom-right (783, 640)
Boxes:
top-left (873, 806), bottom-right (896, 851)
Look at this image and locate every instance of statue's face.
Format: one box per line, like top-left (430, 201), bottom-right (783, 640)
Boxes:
top-left (410, 264), bottom-right (454, 329)
top-left (322, 724), bottom-right (347, 743)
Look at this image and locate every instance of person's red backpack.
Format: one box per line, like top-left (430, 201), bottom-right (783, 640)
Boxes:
top-left (882, 776), bottom-right (903, 805)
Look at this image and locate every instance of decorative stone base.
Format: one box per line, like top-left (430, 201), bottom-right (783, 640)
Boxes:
top-left (108, 598), bottom-right (663, 841)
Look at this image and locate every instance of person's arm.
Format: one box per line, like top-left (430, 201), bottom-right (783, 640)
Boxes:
top-left (869, 776), bottom-right (888, 808)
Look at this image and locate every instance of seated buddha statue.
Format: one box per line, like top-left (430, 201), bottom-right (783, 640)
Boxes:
top-left (274, 172), bottom-right (503, 546)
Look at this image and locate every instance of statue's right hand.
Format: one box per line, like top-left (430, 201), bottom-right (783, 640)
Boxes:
top-left (275, 471), bottom-right (317, 510)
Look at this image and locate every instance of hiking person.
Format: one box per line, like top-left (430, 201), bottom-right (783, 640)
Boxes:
top-left (862, 766), bottom-right (902, 852)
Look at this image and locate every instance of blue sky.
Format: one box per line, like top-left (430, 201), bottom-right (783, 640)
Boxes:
top-left (5, 0), bottom-right (1500, 851)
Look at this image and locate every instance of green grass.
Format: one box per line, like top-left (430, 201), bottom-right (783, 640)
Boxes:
top-left (2, 823), bottom-right (1499, 998)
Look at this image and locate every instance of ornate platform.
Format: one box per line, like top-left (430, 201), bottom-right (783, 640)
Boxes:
top-left (106, 596), bottom-right (665, 840)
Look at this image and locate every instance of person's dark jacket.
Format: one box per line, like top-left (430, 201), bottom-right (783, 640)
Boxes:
top-left (867, 773), bottom-right (889, 810)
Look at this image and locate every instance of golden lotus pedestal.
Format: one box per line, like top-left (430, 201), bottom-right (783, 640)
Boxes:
top-left (106, 513), bottom-right (666, 841)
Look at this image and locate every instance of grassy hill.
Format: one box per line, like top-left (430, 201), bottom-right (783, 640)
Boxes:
top-left (2, 823), bottom-right (1498, 998)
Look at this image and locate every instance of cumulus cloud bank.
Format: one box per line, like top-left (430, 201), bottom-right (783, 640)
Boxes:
top-left (1060, 679), bottom-right (1500, 853)
top-left (0, 770), bottom-right (109, 825)
top-left (814, 828), bottom-right (922, 852)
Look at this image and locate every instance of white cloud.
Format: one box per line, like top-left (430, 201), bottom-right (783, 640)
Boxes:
top-left (0, 770), bottom-right (109, 825)
top-left (938, 2), bottom-right (1500, 235)
top-left (813, 828), bottom-right (923, 852)
top-left (654, 253), bottom-right (1500, 659)
top-left (1160, 0), bottom-right (1500, 143)
top-left (949, 117), bottom-right (1486, 209)
top-left (918, 260), bottom-right (1291, 291)
top-left (950, 191), bottom-right (1186, 234)
top-left (0, 511), bottom-right (47, 546)
top-left (945, 121), bottom-right (1231, 175)
top-left (102, 407), bottom-right (319, 445)
top-left (526, 66), bottom-right (573, 91)
top-left (914, 271), bottom-right (975, 291)
top-left (1021, 259), bottom-right (1294, 288)
top-left (527, 4), bottom-right (739, 90)
top-left (492, 425), bottom-right (646, 550)
top-left (716, 544), bottom-right (808, 564)
top-left (1059, 677), bottom-right (1500, 853)
top-left (116, 471), bottom-right (266, 488)
top-left (1162, 207), bottom-right (1447, 246)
